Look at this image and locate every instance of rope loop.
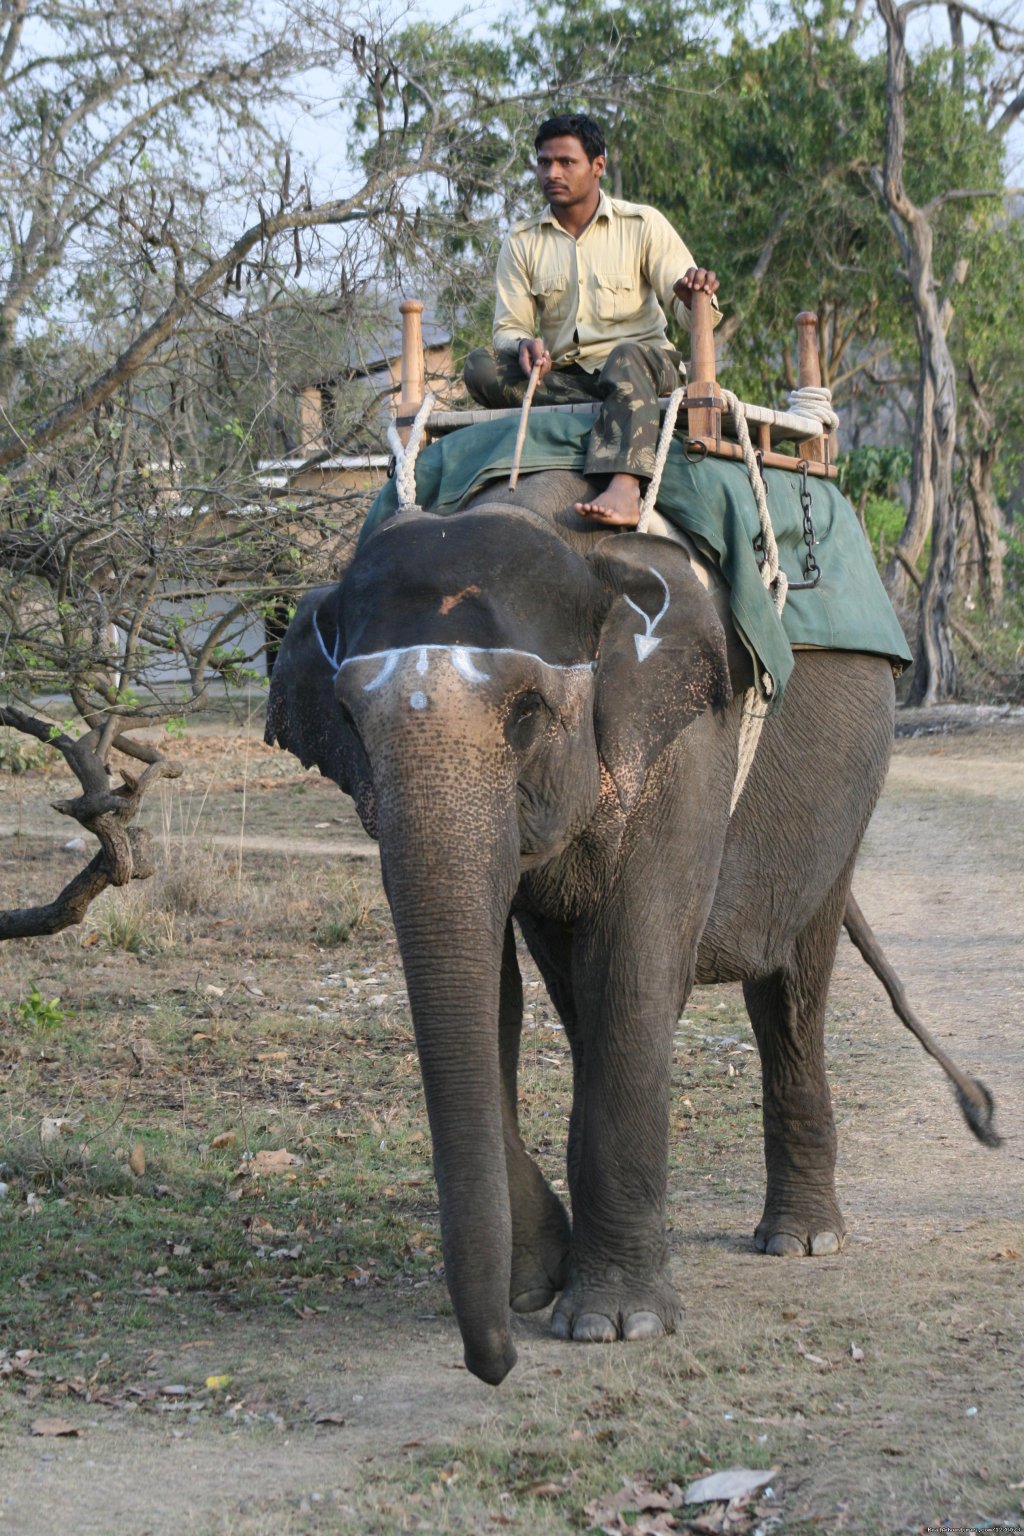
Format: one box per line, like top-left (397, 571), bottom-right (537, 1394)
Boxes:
top-left (718, 387), bottom-right (787, 617)
top-left (386, 392), bottom-right (436, 509)
top-left (786, 384), bottom-right (839, 432)
top-left (637, 386), bottom-right (687, 533)
top-left (717, 386), bottom-right (792, 815)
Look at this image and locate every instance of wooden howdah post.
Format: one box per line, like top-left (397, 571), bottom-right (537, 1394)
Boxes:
top-left (397, 299), bottom-right (425, 443)
top-left (795, 312), bottom-right (831, 465)
top-left (685, 288), bottom-right (721, 446)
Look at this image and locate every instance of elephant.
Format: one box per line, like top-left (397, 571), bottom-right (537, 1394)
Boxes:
top-left (265, 467), bottom-right (997, 1386)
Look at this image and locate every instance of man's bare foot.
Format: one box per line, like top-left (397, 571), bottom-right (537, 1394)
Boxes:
top-left (574, 474), bottom-right (642, 526)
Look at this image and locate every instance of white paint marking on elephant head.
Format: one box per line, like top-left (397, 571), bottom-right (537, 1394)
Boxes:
top-left (623, 567), bottom-right (670, 662)
top-left (362, 650), bottom-right (400, 692)
top-left (336, 644), bottom-right (595, 706)
top-left (451, 646), bottom-right (490, 683)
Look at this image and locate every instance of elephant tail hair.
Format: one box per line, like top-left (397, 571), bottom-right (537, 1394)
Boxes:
top-left (954, 1078), bottom-right (1002, 1150)
top-left (843, 892), bottom-right (1002, 1150)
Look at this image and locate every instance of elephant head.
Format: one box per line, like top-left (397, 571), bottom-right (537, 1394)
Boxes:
top-left (265, 504), bottom-right (731, 1382)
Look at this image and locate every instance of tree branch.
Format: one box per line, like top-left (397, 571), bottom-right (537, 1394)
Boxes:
top-left (0, 711), bottom-right (183, 940)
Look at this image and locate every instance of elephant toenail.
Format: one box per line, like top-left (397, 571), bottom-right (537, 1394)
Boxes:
top-left (550, 1310), bottom-right (572, 1340)
top-left (810, 1231), bottom-right (842, 1255)
top-left (572, 1313), bottom-right (618, 1343)
top-left (511, 1287), bottom-right (555, 1314)
top-left (765, 1232), bottom-right (807, 1257)
top-left (623, 1311), bottom-right (665, 1341)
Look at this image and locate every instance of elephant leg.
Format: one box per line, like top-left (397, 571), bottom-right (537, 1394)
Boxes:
top-left (498, 922), bottom-right (571, 1312)
top-left (544, 733), bottom-right (730, 1344)
top-left (515, 911), bottom-right (585, 1194)
top-left (550, 915), bottom-right (687, 1344)
top-left (517, 907), bottom-right (672, 1339)
top-left (743, 867), bottom-right (853, 1257)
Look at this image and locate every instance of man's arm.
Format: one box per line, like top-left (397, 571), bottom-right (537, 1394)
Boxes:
top-left (643, 207), bottom-right (721, 332)
top-left (493, 234), bottom-right (539, 356)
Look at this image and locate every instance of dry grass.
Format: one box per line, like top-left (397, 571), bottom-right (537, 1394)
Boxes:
top-left (157, 844), bottom-right (232, 916)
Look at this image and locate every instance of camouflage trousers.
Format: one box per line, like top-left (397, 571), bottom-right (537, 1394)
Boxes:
top-left (463, 341), bottom-right (685, 480)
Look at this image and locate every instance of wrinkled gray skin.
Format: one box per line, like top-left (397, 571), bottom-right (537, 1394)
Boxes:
top-left (265, 469), bottom-right (895, 1386)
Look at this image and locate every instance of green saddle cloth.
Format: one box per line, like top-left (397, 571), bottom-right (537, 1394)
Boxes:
top-left (360, 413), bottom-right (912, 704)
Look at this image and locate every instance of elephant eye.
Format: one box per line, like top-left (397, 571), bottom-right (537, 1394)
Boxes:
top-left (337, 697), bottom-right (359, 736)
top-left (505, 690), bottom-right (550, 751)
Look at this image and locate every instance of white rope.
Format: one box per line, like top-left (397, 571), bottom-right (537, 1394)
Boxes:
top-left (719, 387), bottom-right (787, 622)
top-left (786, 384), bottom-right (839, 432)
top-left (716, 387), bottom-right (790, 814)
top-left (630, 381), bottom-right (783, 812)
top-left (387, 392), bottom-right (436, 509)
top-left (637, 386), bottom-right (687, 533)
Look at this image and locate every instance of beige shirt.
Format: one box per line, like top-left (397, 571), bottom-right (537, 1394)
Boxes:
top-left (493, 191), bottom-right (720, 373)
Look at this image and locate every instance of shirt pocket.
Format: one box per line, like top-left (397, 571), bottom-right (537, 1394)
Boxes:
top-left (594, 272), bottom-right (638, 322)
top-left (532, 271), bottom-right (569, 324)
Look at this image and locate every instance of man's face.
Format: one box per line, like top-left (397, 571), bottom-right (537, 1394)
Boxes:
top-left (535, 135), bottom-right (605, 212)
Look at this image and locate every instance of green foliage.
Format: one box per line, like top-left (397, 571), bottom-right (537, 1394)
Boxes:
top-left (838, 445), bottom-right (912, 505)
top-left (457, 8), bottom-right (870, 404)
top-left (352, 22), bottom-right (518, 211)
top-left (864, 496), bottom-right (909, 566)
top-left (0, 732), bottom-right (50, 774)
top-left (947, 217), bottom-right (1024, 506)
top-left (17, 986), bottom-right (66, 1030)
top-left (1004, 531), bottom-right (1024, 600)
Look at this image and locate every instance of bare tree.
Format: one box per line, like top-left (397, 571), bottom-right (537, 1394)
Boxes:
top-left (0, 3), bottom-right (575, 939)
top-left (873, 0), bottom-right (1024, 703)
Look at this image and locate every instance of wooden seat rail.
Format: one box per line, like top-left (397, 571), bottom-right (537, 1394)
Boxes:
top-left (395, 296), bottom-right (838, 479)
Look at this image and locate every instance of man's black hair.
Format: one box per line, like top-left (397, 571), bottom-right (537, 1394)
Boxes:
top-left (534, 114), bottom-right (606, 162)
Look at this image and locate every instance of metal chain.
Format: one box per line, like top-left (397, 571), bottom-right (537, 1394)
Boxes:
top-left (754, 457), bottom-right (822, 591)
top-left (789, 460), bottom-right (822, 590)
top-left (751, 450), bottom-right (767, 567)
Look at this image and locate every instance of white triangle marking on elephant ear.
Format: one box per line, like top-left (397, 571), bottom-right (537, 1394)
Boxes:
top-left (623, 566), bottom-right (670, 664)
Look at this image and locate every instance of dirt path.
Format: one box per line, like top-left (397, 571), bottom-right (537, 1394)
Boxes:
top-left (836, 734), bottom-right (1024, 1230)
top-left (2, 715), bottom-right (1023, 1534)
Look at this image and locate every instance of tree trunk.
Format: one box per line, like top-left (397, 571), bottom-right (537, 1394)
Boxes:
top-left (907, 225), bottom-right (960, 704)
top-left (967, 443), bottom-right (1004, 612)
top-left (956, 481), bottom-right (980, 602)
top-left (877, 0), bottom-right (961, 705)
top-left (885, 335), bottom-right (934, 603)
top-left (961, 372), bottom-right (1004, 612)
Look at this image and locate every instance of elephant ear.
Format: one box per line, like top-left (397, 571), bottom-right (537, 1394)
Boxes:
top-left (588, 534), bottom-right (732, 811)
top-left (264, 585), bottom-right (352, 789)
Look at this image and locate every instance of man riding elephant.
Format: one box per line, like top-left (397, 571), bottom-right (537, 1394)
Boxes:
top-left (463, 112), bottom-right (721, 528)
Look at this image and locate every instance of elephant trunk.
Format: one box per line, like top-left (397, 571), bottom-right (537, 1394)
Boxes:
top-left (379, 805), bottom-right (519, 1386)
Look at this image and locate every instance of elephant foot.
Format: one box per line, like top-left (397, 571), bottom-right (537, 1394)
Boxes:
top-left (550, 1270), bottom-right (681, 1344)
top-left (754, 1199), bottom-right (846, 1258)
top-left (509, 1186), bottom-right (571, 1313)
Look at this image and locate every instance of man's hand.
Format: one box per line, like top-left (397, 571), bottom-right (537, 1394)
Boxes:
top-left (519, 337), bottom-right (553, 379)
top-left (673, 268), bottom-right (720, 309)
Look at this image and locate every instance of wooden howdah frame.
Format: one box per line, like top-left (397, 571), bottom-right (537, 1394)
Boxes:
top-left (393, 294), bottom-right (838, 480)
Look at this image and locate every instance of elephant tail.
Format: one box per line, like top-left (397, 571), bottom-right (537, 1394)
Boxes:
top-left (843, 892), bottom-right (1002, 1150)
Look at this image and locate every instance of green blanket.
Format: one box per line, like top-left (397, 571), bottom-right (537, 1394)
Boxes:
top-left (360, 413), bottom-right (912, 703)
